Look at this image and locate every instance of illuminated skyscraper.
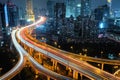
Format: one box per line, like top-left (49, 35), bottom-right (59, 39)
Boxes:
top-left (107, 0), bottom-right (112, 17)
top-left (3, 0), bottom-right (19, 27)
top-left (26, 0), bottom-right (35, 22)
top-left (81, 0), bottom-right (91, 16)
top-left (47, 1), bottom-right (56, 18)
top-left (66, 0), bottom-right (76, 18)
top-left (65, 0), bottom-right (81, 18)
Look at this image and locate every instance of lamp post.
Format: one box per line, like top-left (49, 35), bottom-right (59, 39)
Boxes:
top-left (101, 51), bottom-right (103, 58)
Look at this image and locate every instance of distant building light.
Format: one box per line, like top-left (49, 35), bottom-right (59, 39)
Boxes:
top-left (4, 4), bottom-right (9, 27)
top-left (107, 0), bottom-right (112, 3)
top-left (27, 19), bottom-right (31, 22)
top-left (77, 4), bottom-right (81, 7)
top-left (104, 13), bottom-right (107, 17)
top-left (36, 25), bottom-right (45, 29)
top-left (99, 22), bottom-right (104, 29)
top-left (98, 34), bottom-right (103, 38)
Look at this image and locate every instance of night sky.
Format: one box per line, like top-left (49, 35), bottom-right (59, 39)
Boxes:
top-left (0, 0), bottom-right (120, 10)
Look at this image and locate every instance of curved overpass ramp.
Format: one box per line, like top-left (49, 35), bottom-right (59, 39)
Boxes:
top-left (0, 30), bottom-right (26, 80)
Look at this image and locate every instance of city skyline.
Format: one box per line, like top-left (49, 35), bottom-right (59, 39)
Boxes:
top-left (0, 0), bottom-right (120, 80)
top-left (0, 0), bottom-right (120, 10)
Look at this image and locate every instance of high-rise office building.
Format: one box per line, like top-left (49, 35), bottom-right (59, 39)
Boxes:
top-left (65, 0), bottom-right (76, 18)
top-left (81, 0), bottom-right (91, 16)
top-left (107, 0), bottom-right (112, 17)
top-left (94, 4), bottom-right (110, 21)
top-left (54, 3), bottom-right (66, 34)
top-left (54, 3), bottom-right (66, 19)
top-left (65, 0), bottom-right (81, 18)
top-left (3, 0), bottom-right (19, 27)
top-left (47, 0), bottom-right (66, 18)
top-left (26, 0), bottom-right (35, 22)
top-left (47, 1), bottom-right (56, 18)
top-left (0, 3), bottom-right (3, 28)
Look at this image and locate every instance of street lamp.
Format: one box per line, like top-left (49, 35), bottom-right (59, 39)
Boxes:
top-left (82, 48), bottom-right (88, 55)
top-left (70, 46), bottom-right (73, 50)
top-left (54, 41), bottom-right (57, 47)
top-left (118, 53), bottom-right (120, 56)
top-left (100, 51), bottom-right (103, 58)
top-left (58, 45), bottom-right (61, 48)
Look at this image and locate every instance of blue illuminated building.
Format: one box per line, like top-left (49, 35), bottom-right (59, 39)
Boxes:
top-left (94, 4), bottom-right (109, 35)
top-left (65, 0), bottom-right (81, 18)
top-left (81, 0), bottom-right (91, 16)
top-left (3, 0), bottom-right (19, 27)
top-left (66, 0), bottom-right (77, 18)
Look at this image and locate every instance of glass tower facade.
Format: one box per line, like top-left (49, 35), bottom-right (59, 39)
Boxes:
top-left (81, 0), bottom-right (91, 16)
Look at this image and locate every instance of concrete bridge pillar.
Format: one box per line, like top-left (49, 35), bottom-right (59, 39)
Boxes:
top-left (66, 67), bottom-right (73, 77)
top-left (51, 59), bottom-right (57, 71)
top-left (34, 53), bottom-right (43, 64)
top-left (35, 70), bottom-right (39, 79)
top-left (73, 70), bottom-right (78, 80)
top-left (101, 63), bottom-right (104, 70)
top-left (29, 48), bottom-right (34, 56)
top-left (23, 44), bottom-right (27, 50)
top-left (47, 76), bottom-right (50, 80)
top-left (80, 73), bottom-right (83, 80)
top-left (66, 66), bottom-right (69, 75)
top-left (40, 54), bottom-right (44, 65)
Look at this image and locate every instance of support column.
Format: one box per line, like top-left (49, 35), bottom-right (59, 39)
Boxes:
top-left (80, 73), bottom-right (83, 80)
top-left (47, 76), bottom-right (50, 80)
top-left (26, 58), bottom-right (30, 67)
top-left (29, 48), bottom-right (34, 56)
top-left (35, 70), bottom-right (39, 79)
top-left (35, 53), bottom-right (43, 64)
top-left (24, 44), bottom-right (27, 50)
top-left (66, 66), bottom-right (69, 75)
top-left (66, 67), bottom-right (73, 77)
top-left (40, 54), bottom-right (44, 65)
top-left (101, 63), bottom-right (104, 70)
top-left (73, 70), bottom-right (78, 80)
top-left (51, 59), bottom-right (57, 71)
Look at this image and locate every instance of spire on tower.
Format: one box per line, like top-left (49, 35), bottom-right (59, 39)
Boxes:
top-left (107, 0), bottom-right (112, 17)
top-left (26, 0), bottom-right (35, 22)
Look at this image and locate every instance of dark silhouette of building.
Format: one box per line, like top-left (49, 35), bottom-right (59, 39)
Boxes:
top-left (94, 4), bottom-right (110, 21)
top-left (0, 3), bottom-right (3, 27)
top-left (54, 3), bottom-right (66, 19)
top-left (0, 3), bottom-right (5, 28)
top-left (53, 3), bottom-right (66, 34)
top-left (47, 1), bottom-right (56, 18)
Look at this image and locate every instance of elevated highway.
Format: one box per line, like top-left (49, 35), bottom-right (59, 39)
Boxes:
top-left (1, 16), bottom-right (120, 80)
top-left (16, 16), bottom-right (120, 80)
top-left (0, 30), bottom-right (26, 80)
top-left (0, 17), bottom-right (72, 80)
